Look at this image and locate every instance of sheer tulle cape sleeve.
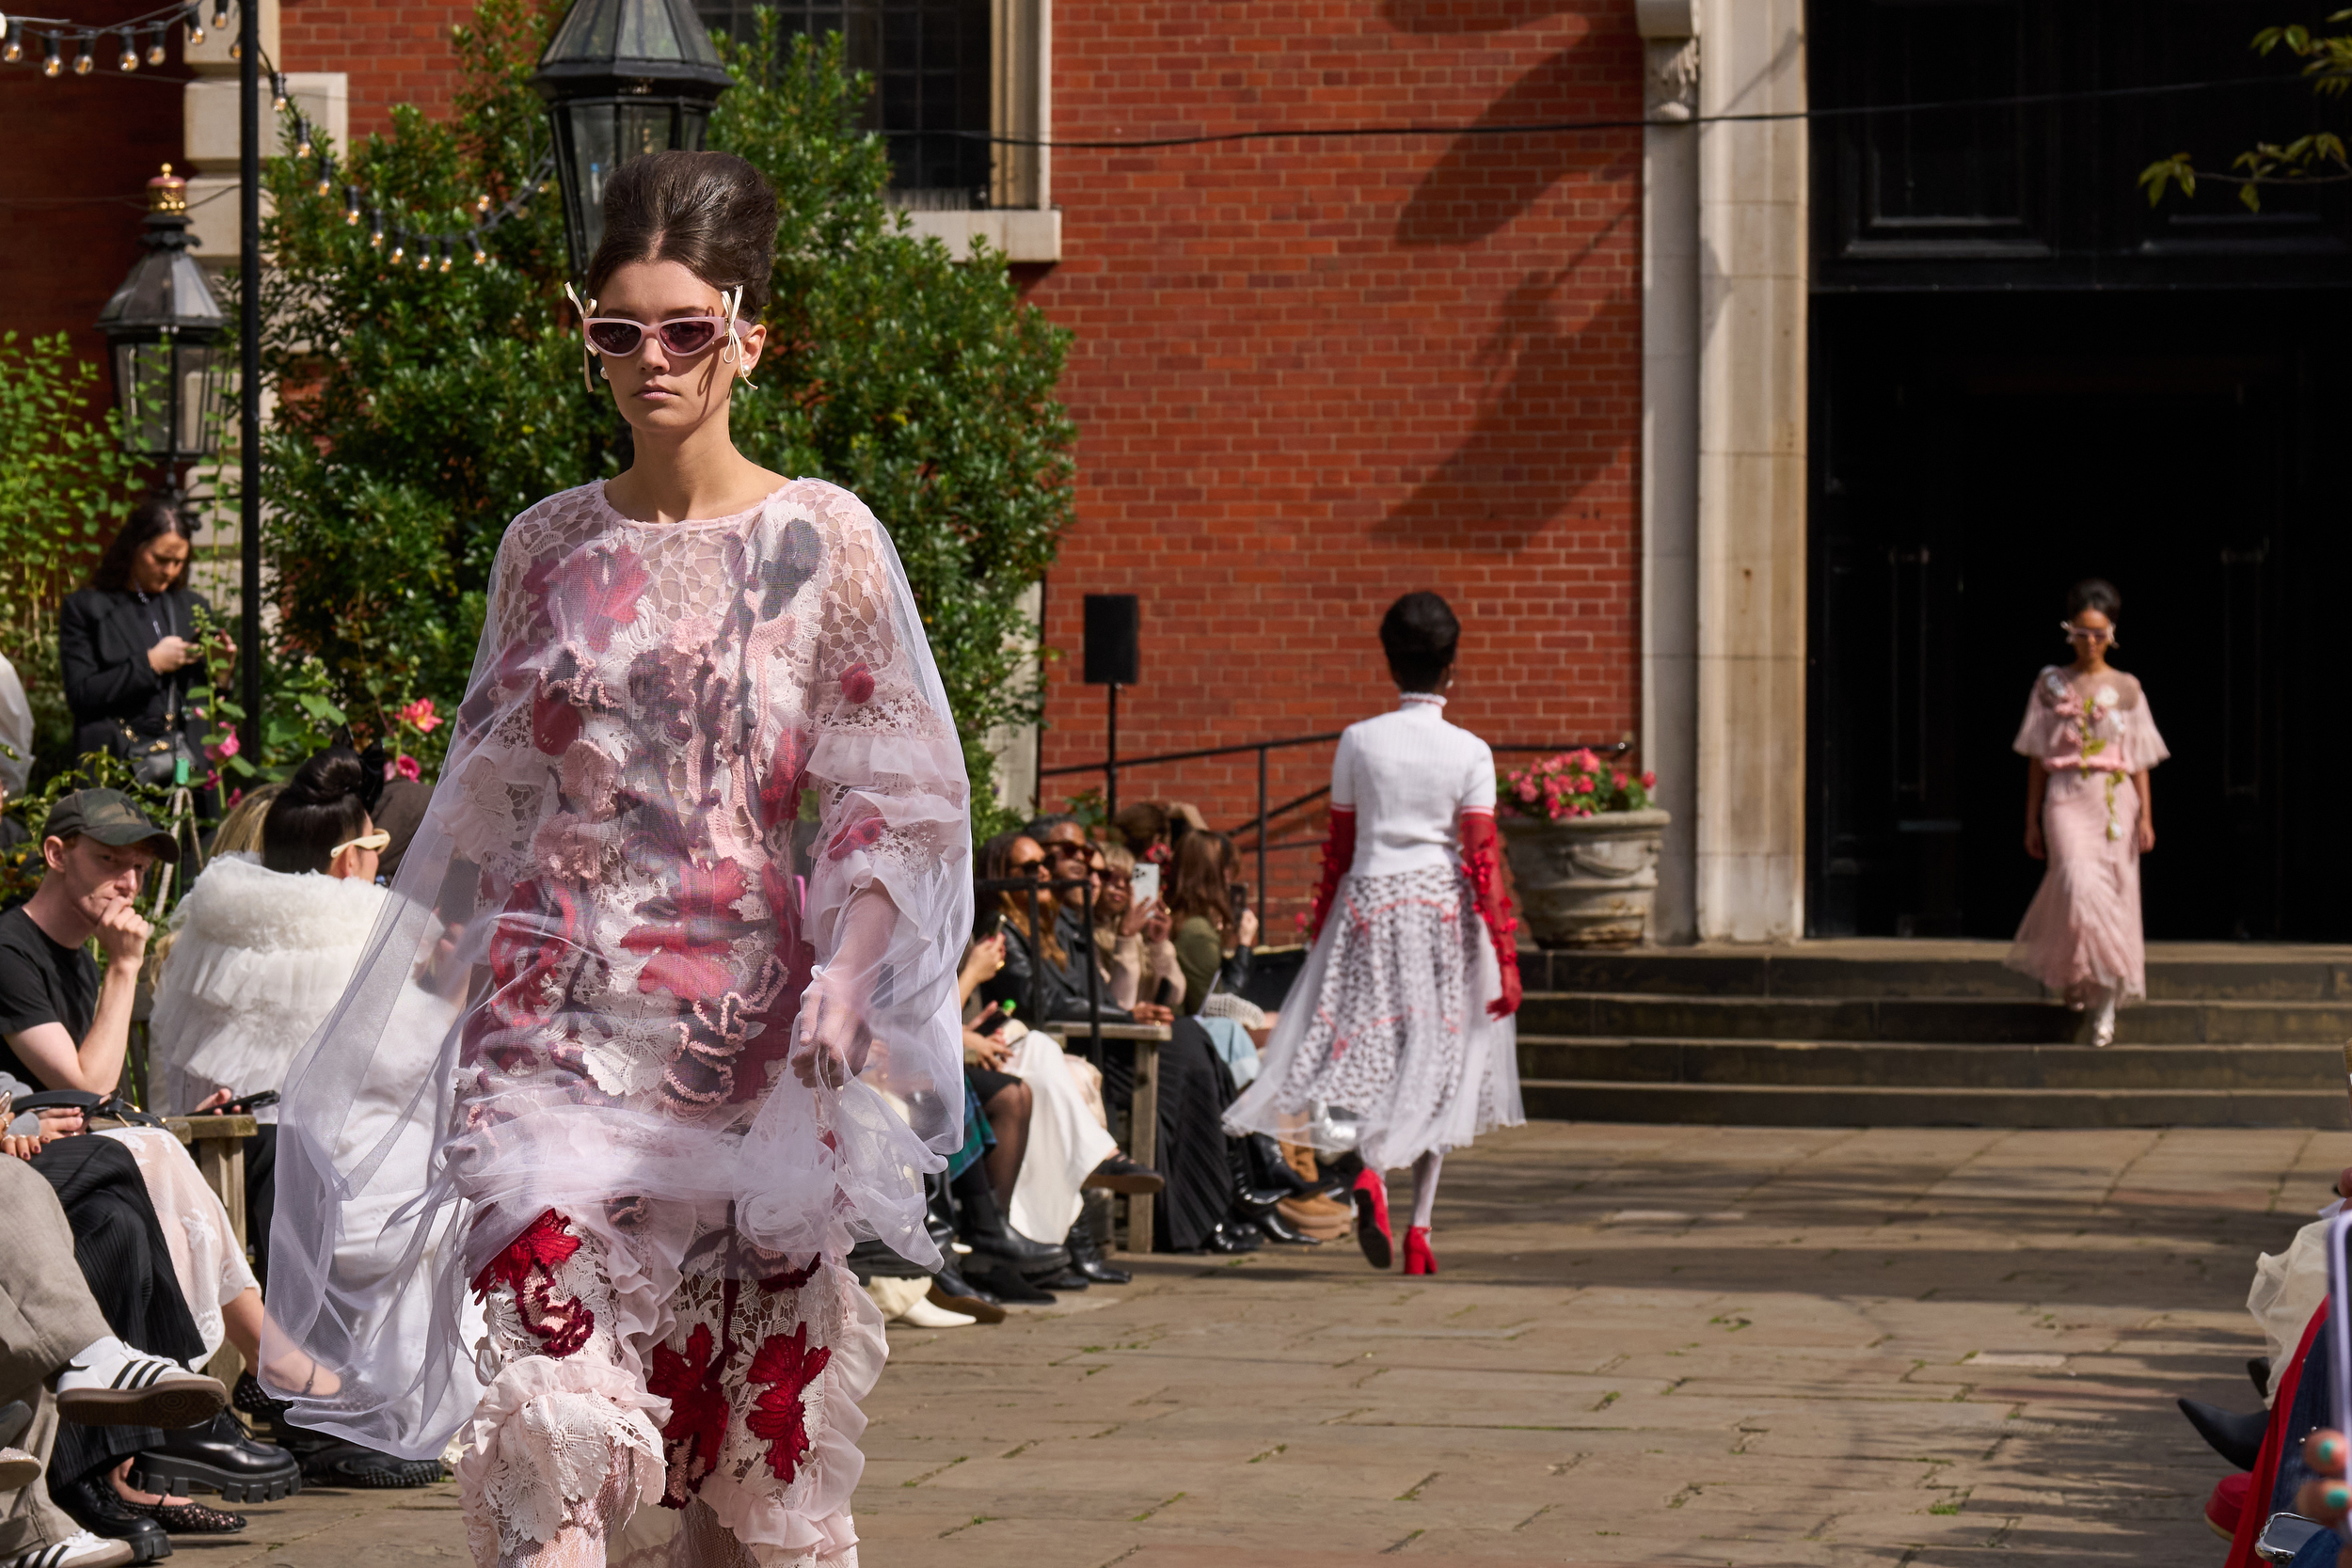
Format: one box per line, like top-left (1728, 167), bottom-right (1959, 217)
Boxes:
top-left (2011, 669), bottom-right (2072, 759)
top-left (2132, 687), bottom-right (2169, 770)
top-left (262, 481), bottom-right (971, 1460)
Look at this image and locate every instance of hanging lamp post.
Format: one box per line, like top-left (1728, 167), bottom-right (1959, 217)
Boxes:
top-left (531, 0), bottom-right (732, 276)
top-left (94, 165), bottom-right (230, 499)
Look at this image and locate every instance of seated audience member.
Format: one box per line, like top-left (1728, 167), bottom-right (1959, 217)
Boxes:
top-left (0, 792), bottom-right (348, 1523)
top-left (980, 832), bottom-right (1136, 1029)
top-left (1090, 842), bottom-right (1178, 1013)
top-left (0, 1151), bottom-right (230, 1568)
top-left (1168, 831), bottom-right (1259, 1015)
top-left (1111, 801), bottom-right (1170, 864)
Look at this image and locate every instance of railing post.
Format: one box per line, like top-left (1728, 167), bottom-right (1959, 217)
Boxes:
top-left (1256, 743), bottom-right (1269, 932)
top-left (1024, 882), bottom-right (1045, 1026)
top-left (1105, 683), bottom-right (1120, 822)
top-left (1080, 877), bottom-right (1103, 1070)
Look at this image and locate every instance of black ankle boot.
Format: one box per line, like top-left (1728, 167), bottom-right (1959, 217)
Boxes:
top-left (1067, 1218), bottom-right (1131, 1284)
top-left (50, 1469), bottom-right (172, 1563)
top-left (1224, 1138), bottom-right (1290, 1215)
top-left (952, 1165), bottom-right (1071, 1276)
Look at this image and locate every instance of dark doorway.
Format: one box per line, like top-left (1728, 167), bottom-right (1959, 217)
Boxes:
top-left (1805, 293), bottom-right (2352, 940)
top-left (1806, 0), bottom-right (2352, 942)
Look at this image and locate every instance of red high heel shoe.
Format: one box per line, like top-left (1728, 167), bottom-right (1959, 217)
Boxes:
top-left (1351, 1169), bottom-right (1392, 1269)
top-left (1403, 1226), bottom-right (1438, 1276)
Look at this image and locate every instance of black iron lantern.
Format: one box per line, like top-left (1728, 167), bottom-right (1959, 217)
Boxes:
top-left (95, 165), bottom-right (229, 483)
top-left (532, 0), bottom-right (732, 277)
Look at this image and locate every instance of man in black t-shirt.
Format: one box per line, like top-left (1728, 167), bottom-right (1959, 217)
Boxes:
top-left (0, 790), bottom-right (174, 1098)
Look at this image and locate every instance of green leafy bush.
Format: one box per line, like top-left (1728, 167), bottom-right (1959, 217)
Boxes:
top-left (255, 1), bottom-right (1072, 826)
top-left (0, 333), bottom-right (144, 757)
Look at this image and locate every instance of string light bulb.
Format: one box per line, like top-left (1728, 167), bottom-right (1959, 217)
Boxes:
top-left (145, 21), bottom-right (165, 65)
top-left (367, 209), bottom-right (383, 247)
top-left (41, 31), bottom-right (60, 74)
top-left (292, 115), bottom-right (311, 159)
top-left (118, 29), bottom-right (137, 70)
top-left (314, 151), bottom-right (333, 197)
top-left (183, 6), bottom-right (202, 44)
top-left (227, 35), bottom-right (239, 58)
top-left (389, 233), bottom-right (405, 264)
top-left (469, 233), bottom-right (487, 266)
top-left (343, 185), bottom-right (362, 225)
top-left (210, 0), bottom-right (228, 28)
top-left (72, 35), bottom-right (93, 72)
top-left (4, 21), bottom-right (24, 63)
top-left (438, 240), bottom-right (453, 273)
top-left (270, 71), bottom-right (286, 112)
top-left (416, 238), bottom-right (433, 272)
top-left (473, 193), bottom-right (491, 217)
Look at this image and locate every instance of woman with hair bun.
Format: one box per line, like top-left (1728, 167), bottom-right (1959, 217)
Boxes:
top-left (2008, 577), bottom-right (2167, 1047)
top-left (1224, 591), bottom-right (1525, 1278)
top-left (267, 150), bottom-right (971, 1568)
top-left (147, 746), bottom-right (452, 1488)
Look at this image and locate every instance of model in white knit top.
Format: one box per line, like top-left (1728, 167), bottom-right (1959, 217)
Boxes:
top-left (1225, 593), bottom-right (1525, 1276)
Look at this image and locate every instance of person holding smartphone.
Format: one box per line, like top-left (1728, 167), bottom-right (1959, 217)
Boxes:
top-left (1167, 832), bottom-right (1257, 1017)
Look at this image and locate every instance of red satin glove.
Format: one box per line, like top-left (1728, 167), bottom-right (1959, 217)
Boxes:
top-left (1310, 807), bottom-right (1357, 941)
top-left (1459, 811), bottom-right (1521, 1020)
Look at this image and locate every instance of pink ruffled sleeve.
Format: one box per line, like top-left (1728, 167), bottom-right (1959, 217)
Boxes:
top-left (2011, 673), bottom-right (2070, 761)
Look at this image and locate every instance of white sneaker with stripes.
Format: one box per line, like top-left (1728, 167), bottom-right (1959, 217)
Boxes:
top-left (50, 1336), bottom-right (225, 1431)
top-left (6, 1529), bottom-right (136, 1568)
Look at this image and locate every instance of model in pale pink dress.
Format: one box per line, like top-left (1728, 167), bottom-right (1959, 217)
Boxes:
top-left (2006, 580), bottom-right (2167, 1046)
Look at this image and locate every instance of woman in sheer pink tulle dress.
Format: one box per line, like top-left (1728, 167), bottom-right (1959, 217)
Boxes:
top-left (263, 154), bottom-right (970, 1568)
top-left (2007, 578), bottom-right (2166, 1046)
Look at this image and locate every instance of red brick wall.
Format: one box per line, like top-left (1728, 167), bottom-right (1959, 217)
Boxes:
top-left (1028, 1), bottom-right (1644, 930)
top-left (278, 0), bottom-right (474, 136)
top-left (0, 4), bottom-right (196, 374)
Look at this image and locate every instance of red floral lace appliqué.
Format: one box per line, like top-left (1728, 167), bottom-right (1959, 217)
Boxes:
top-left (838, 663), bottom-right (874, 705)
top-left (646, 1322), bottom-right (730, 1509)
top-left (548, 543), bottom-right (653, 654)
top-left (622, 860), bottom-right (754, 1001)
top-left (469, 1209), bottom-right (595, 1360)
top-left (744, 1323), bottom-right (832, 1485)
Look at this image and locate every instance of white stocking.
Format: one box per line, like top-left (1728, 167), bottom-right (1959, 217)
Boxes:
top-left (1408, 1151), bottom-right (1442, 1230)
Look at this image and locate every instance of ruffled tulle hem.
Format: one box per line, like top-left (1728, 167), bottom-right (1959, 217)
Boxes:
top-left (1224, 866), bottom-right (1522, 1172)
top-left (455, 1356), bottom-right (670, 1568)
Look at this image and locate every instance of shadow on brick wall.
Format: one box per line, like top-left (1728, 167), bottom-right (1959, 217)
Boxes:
top-left (1394, 46), bottom-right (1635, 248)
top-left (1378, 256), bottom-right (1634, 546)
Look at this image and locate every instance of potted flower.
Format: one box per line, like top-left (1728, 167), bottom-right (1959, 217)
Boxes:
top-left (1495, 750), bottom-right (1669, 948)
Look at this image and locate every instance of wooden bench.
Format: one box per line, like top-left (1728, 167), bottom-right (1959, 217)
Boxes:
top-left (1084, 1022), bottom-right (1171, 1254)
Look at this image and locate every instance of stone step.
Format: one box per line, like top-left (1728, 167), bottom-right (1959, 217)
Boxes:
top-left (1517, 1036), bottom-right (2345, 1092)
top-left (1516, 992), bottom-right (2352, 1046)
top-left (1518, 1078), bottom-right (2348, 1129)
top-left (1519, 944), bottom-right (2352, 1003)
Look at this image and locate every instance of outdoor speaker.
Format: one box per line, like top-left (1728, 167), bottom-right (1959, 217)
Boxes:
top-left (1083, 594), bottom-right (1139, 686)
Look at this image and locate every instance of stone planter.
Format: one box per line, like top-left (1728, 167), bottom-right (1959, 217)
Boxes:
top-left (1498, 809), bottom-right (1670, 948)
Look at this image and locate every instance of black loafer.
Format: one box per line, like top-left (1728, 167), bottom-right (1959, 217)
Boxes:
top-left (50, 1470), bottom-right (174, 1563)
top-left (1032, 1266), bottom-right (1091, 1292)
top-left (1255, 1208), bottom-right (1324, 1245)
top-left (2176, 1397), bottom-right (2266, 1472)
top-left (962, 1229), bottom-right (1071, 1277)
top-left (1207, 1220), bottom-right (1263, 1254)
top-left (964, 1260), bottom-right (1055, 1305)
top-left (128, 1413), bottom-right (300, 1504)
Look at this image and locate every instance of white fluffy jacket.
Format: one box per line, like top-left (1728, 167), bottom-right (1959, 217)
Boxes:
top-left (149, 853), bottom-right (389, 1119)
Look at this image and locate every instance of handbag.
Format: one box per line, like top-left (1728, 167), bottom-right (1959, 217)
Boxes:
top-left (113, 650), bottom-right (199, 789)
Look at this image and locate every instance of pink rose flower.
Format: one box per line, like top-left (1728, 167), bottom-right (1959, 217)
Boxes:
top-left (1573, 774), bottom-right (1595, 794)
top-left (395, 753), bottom-right (422, 782)
top-left (398, 697), bottom-right (442, 733)
top-left (1515, 778), bottom-right (1538, 802)
top-left (1640, 769), bottom-right (1656, 789)
top-left (206, 731), bottom-right (241, 761)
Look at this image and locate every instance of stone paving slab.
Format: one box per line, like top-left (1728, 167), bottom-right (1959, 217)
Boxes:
top-left (167, 1120), bottom-right (2331, 1564)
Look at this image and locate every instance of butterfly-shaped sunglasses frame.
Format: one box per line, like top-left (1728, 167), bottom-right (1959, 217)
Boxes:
top-left (563, 281), bottom-right (757, 393)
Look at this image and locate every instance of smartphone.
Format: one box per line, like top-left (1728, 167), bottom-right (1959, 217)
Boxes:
top-left (1132, 863), bottom-right (1160, 904)
top-left (974, 908), bottom-right (1003, 943)
top-left (212, 1089), bottom-right (281, 1117)
top-left (1230, 881), bottom-right (1249, 918)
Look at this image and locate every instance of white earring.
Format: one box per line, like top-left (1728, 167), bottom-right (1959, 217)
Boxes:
top-left (563, 281), bottom-right (599, 393)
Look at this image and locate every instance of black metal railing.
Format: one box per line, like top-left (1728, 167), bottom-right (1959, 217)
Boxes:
top-left (1041, 732), bottom-right (1630, 912)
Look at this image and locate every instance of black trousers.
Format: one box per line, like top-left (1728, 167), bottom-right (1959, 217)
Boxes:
top-left (1101, 1021), bottom-right (1239, 1253)
top-left (29, 1135), bottom-right (207, 1488)
top-left (243, 1125), bottom-right (276, 1293)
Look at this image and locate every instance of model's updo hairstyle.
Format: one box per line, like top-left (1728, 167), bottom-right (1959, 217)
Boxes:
top-left (584, 150), bottom-right (778, 318)
top-left (2066, 578), bottom-right (2122, 622)
top-left (1379, 591), bottom-right (1461, 691)
top-left (262, 747), bottom-right (371, 876)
